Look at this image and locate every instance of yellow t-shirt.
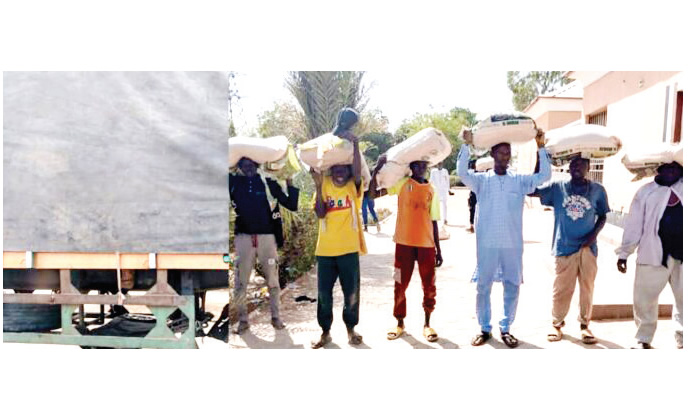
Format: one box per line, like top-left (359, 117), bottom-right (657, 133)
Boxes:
top-left (315, 177), bottom-right (367, 257)
top-left (387, 177), bottom-right (441, 248)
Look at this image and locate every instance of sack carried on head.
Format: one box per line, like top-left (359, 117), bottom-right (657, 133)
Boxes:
top-left (472, 112), bottom-right (537, 150)
top-left (299, 133), bottom-right (371, 188)
top-left (475, 156), bottom-right (494, 172)
top-left (263, 144), bottom-right (302, 179)
top-left (229, 135), bottom-right (289, 169)
top-left (621, 143), bottom-right (683, 181)
top-left (376, 127), bottom-right (452, 190)
top-left (545, 124), bottom-right (622, 167)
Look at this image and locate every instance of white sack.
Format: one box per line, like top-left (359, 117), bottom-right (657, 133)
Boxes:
top-left (298, 133), bottom-right (354, 170)
top-left (622, 143), bottom-right (683, 180)
top-left (472, 112), bottom-right (537, 149)
top-left (376, 161), bottom-right (410, 190)
top-left (475, 156), bottom-right (494, 172)
top-left (376, 127), bottom-right (452, 189)
top-left (229, 135), bottom-right (289, 168)
top-left (545, 124), bottom-right (622, 166)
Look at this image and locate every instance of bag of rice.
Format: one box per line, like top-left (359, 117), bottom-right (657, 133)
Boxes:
top-left (375, 127), bottom-right (452, 190)
top-left (298, 133), bottom-right (354, 171)
top-left (472, 112), bottom-right (537, 150)
top-left (622, 143), bottom-right (683, 180)
top-left (263, 144), bottom-right (303, 179)
top-left (475, 156), bottom-right (494, 172)
top-left (299, 133), bottom-right (372, 188)
top-left (229, 135), bottom-right (289, 169)
top-left (545, 124), bottom-right (622, 166)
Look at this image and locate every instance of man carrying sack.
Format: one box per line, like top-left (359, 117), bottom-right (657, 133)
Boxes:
top-left (531, 155), bottom-right (610, 344)
top-left (310, 108), bottom-right (366, 349)
top-left (230, 158), bottom-right (299, 334)
top-left (456, 127), bottom-right (550, 348)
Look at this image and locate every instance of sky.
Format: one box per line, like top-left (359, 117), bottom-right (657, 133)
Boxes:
top-left (231, 69), bottom-right (515, 135)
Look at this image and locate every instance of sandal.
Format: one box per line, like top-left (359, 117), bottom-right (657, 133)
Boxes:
top-left (348, 330), bottom-right (363, 345)
top-left (423, 326), bottom-right (438, 343)
top-left (471, 331), bottom-right (492, 346)
top-left (501, 332), bottom-right (520, 348)
top-left (547, 326), bottom-right (563, 342)
top-left (387, 326), bottom-right (404, 340)
top-left (581, 328), bottom-right (597, 345)
top-left (311, 333), bottom-right (331, 349)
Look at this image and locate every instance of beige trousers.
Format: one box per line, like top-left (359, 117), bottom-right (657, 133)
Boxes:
top-left (232, 233), bottom-right (281, 324)
top-left (552, 246), bottom-right (598, 327)
top-left (633, 257), bottom-right (683, 346)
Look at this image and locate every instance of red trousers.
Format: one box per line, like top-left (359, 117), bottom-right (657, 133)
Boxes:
top-left (393, 243), bottom-right (436, 320)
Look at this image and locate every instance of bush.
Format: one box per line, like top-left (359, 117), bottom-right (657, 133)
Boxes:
top-left (449, 175), bottom-right (464, 187)
top-left (277, 190), bottom-right (318, 287)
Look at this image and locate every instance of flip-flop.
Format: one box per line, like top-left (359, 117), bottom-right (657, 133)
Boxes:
top-left (387, 326), bottom-right (404, 340)
top-left (501, 332), bottom-right (520, 348)
top-left (348, 331), bottom-right (363, 345)
top-left (311, 334), bottom-right (331, 349)
top-left (423, 326), bottom-right (438, 343)
top-left (547, 326), bottom-right (563, 342)
top-left (581, 329), bottom-right (597, 345)
top-left (471, 331), bottom-right (492, 346)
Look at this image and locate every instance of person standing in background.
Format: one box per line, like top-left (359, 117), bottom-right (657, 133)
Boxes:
top-left (430, 162), bottom-right (451, 226)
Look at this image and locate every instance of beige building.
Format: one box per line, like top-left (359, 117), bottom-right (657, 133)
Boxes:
top-left (513, 80), bottom-right (583, 184)
top-left (514, 71), bottom-right (684, 221)
top-left (566, 71), bottom-right (684, 218)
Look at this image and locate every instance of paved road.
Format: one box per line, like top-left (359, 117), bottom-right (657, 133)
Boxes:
top-left (228, 188), bottom-right (680, 350)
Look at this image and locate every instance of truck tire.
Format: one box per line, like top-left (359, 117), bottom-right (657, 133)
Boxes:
top-left (3, 303), bottom-right (62, 332)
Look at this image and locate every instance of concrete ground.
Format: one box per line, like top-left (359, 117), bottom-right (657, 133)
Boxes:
top-left (228, 188), bottom-right (681, 350)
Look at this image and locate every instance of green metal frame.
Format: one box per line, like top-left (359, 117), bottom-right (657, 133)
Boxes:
top-left (3, 269), bottom-right (198, 349)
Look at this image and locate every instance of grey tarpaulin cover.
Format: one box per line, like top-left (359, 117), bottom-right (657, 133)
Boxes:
top-left (3, 72), bottom-right (229, 253)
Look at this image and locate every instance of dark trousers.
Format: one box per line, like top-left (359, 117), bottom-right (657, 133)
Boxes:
top-left (316, 253), bottom-right (360, 332)
top-left (393, 244), bottom-right (436, 320)
top-left (468, 191), bottom-right (477, 225)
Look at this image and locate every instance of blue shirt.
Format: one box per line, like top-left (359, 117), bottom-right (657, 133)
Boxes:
top-left (456, 144), bottom-right (552, 250)
top-left (535, 180), bottom-right (610, 257)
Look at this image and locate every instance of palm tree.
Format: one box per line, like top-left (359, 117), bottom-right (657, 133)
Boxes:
top-left (285, 71), bottom-right (368, 138)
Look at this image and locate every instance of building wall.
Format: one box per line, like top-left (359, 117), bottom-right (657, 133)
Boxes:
top-left (582, 71), bottom-right (680, 115)
top-left (514, 110), bottom-right (581, 175)
top-left (593, 72), bottom-right (685, 213)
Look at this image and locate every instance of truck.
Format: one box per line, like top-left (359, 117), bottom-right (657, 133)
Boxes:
top-left (3, 71), bottom-right (230, 349)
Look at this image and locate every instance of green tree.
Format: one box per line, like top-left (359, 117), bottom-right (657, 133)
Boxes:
top-left (507, 71), bottom-right (573, 111)
top-left (285, 71), bottom-right (368, 138)
top-left (394, 107), bottom-right (478, 172)
top-left (256, 101), bottom-right (307, 144)
top-left (360, 131), bottom-right (394, 167)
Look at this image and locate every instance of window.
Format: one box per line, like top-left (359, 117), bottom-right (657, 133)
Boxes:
top-left (587, 109), bottom-right (607, 126)
top-left (673, 91), bottom-right (683, 143)
top-left (586, 109), bottom-right (607, 183)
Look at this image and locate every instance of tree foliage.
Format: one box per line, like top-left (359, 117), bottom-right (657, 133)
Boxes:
top-left (285, 71), bottom-right (368, 138)
top-left (256, 101), bottom-right (307, 144)
top-left (507, 71), bottom-right (573, 111)
top-left (394, 107), bottom-right (478, 172)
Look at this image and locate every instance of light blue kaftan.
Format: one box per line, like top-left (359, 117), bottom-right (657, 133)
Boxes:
top-left (457, 144), bottom-right (551, 333)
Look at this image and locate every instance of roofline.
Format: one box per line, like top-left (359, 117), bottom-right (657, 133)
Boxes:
top-left (523, 95), bottom-right (581, 113)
